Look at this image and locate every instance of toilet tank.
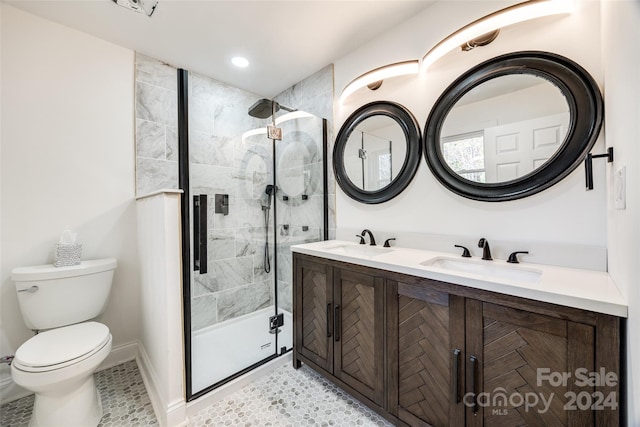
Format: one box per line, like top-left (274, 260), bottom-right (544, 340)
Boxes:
top-left (12, 258), bottom-right (117, 330)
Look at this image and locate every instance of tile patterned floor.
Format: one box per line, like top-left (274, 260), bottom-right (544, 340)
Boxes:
top-left (188, 364), bottom-right (393, 427)
top-left (0, 360), bottom-right (393, 427)
top-left (0, 360), bottom-right (158, 427)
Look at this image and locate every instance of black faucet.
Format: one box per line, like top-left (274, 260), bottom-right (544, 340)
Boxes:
top-left (478, 238), bottom-right (492, 260)
top-left (454, 245), bottom-right (472, 258)
top-left (507, 251), bottom-right (529, 264)
top-left (360, 229), bottom-right (377, 246)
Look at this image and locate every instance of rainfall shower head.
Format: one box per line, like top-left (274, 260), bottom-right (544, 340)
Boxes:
top-left (248, 99), bottom-right (296, 119)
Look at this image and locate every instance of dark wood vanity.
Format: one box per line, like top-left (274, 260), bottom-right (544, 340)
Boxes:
top-left (293, 252), bottom-right (622, 427)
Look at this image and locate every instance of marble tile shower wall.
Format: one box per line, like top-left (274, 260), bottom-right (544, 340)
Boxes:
top-left (274, 65), bottom-right (336, 240)
top-left (134, 54), bottom-right (335, 327)
top-left (274, 116), bottom-right (327, 312)
top-left (274, 65), bottom-right (335, 313)
top-left (135, 53), bottom-right (179, 195)
top-left (188, 71), bottom-right (272, 331)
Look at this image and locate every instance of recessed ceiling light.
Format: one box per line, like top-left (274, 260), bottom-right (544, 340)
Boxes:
top-left (231, 56), bottom-right (249, 68)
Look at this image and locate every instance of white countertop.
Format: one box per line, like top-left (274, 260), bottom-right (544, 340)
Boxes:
top-left (291, 240), bottom-right (628, 318)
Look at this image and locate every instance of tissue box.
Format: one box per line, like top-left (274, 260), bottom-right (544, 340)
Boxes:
top-left (54, 243), bottom-right (82, 267)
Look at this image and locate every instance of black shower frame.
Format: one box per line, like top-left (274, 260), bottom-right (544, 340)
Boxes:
top-left (178, 69), bottom-right (329, 402)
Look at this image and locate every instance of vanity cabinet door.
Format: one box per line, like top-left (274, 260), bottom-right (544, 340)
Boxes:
top-left (387, 281), bottom-right (466, 427)
top-left (333, 268), bottom-right (385, 406)
top-left (294, 257), bottom-right (334, 372)
top-left (465, 300), bottom-right (596, 427)
top-left (294, 254), bottom-right (620, 427)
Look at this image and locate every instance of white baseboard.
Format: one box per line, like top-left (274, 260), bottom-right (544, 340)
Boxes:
top-left (98, 340), bottom-right (138, 371)
top-left (136, 343), bottom-right (187, 427)
top-left (0, 372), bottom-right (30, 405)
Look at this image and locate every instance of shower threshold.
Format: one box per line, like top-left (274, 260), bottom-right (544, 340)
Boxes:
top-left (191, 306), bottom-right (292, 394)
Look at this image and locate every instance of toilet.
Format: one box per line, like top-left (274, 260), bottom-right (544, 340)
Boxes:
top-left (11, 258), bottom-right (117, 427)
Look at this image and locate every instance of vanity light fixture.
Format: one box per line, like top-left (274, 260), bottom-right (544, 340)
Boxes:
top-left (112, 0), bottom-right (157, 16)
top-left (421, 0), bottom-right (574, 72)
top-left (339, 60), bottom-right (419, 103)
top-left (461, 30), bottom-right (501, 51)
top-left (338, 0), bottom-right (573, 103)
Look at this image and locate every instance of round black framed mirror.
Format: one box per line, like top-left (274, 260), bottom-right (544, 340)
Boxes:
top-left (334, 101), bottom-right (422, 204)
top-left (424, 51), bottom-right (603, 202)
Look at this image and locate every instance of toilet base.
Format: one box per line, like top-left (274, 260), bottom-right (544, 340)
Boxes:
top-left (30, 375), bottom-right (103, 427)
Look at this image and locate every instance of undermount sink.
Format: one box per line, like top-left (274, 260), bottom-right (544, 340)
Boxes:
top-left (323, 244), bottom-right (393, 258)
top-left (420, 256), bottom-right (542, 284)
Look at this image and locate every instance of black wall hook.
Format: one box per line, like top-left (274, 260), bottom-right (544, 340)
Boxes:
top-left (585, 147), bottom-right (613, 190)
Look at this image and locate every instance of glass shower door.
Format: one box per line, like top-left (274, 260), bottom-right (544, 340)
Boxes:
top-left (187, 73), bottom-right (279, 396)
top-left (184, 70), bottom-right (327, 398)
top-left (274, 112), bottom-right (327, 353)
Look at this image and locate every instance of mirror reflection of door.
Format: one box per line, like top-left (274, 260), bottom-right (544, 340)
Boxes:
top-left (441, 74), bottom-right (570, 184)
top-left (343, 115), bottom-right (407, 191)
top-left (483, 112), bottom-right (569, 181)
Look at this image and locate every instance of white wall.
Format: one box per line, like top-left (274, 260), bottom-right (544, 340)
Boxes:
top-left (136, 192), bottom-right (185, 427)
top-left (333, 1), bottom-right (607, 249)
top-left (334, 0), bottom-right (635, 422)
top-left (0, 4), bottom-right (138, 401)
top-left (601, 1), bottom-right (640, 424)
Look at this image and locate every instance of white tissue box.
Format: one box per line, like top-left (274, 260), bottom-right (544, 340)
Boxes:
top-left (54, 243), bottom-right (82, 267)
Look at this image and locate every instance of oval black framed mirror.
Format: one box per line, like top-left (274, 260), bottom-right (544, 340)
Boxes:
top-left (334, 101), bottom-right (422, 204)
top-left (424, 51), bottom-right (603, 202)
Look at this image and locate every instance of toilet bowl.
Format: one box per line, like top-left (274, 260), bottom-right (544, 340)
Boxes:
top-left (11, 258), bottom-right (117, 427)
top-left (11, 322), bottom-right (113, 427)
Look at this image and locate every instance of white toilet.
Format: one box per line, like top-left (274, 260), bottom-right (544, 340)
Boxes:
top-left (11, 258), bottom-right (117, 427)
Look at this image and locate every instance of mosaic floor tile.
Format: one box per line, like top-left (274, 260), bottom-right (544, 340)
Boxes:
top-left (0, 360), bottom-right (158, 427)
top-left (0, 394), bottom-right (34, 427)
top-left (187, 364), bottom-right (393, 427)
top-left (1, 360), bottom-right (393, 427)
top-left (95, 361), bottom-right (158, 427)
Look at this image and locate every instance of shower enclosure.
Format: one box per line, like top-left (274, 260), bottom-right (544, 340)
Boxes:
top-left (177, 70), bottom-right (328, 399)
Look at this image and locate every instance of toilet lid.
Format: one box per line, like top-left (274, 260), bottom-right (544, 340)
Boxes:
top-left (14, 322), bottom-right (110, 370)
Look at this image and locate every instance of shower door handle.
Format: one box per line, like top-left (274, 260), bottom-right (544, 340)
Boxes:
top-left (193, 194), bottom-right (208, 274)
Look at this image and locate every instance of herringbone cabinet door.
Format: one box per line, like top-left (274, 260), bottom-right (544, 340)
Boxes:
top-left (334, 269), bottom-right (384, 406)
top-left (296, 259), bottom-right (333, 372)
top-left (466, 301), bottom-right (595, 427)
top-left (390, 282), bottom-right (465, 427)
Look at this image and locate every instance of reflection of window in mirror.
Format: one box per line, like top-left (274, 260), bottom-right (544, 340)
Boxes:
top-left (441, 131), bottom-right (486, 182)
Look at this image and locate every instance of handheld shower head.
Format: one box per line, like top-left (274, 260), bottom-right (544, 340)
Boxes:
top-left (265, 184), bottom-right (276, 197)
top-left (263, 184), bottom-right (277, 209)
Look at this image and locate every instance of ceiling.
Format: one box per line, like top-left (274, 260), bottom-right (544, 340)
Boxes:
top-left (6, 0), bottom-right (436, 97)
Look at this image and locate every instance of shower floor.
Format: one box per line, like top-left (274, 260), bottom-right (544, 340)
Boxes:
top-left (191, 306), bottom-right (292, 393)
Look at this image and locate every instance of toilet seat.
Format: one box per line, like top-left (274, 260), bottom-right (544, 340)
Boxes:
top-left (13, 322), bottom-right (110, 373)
